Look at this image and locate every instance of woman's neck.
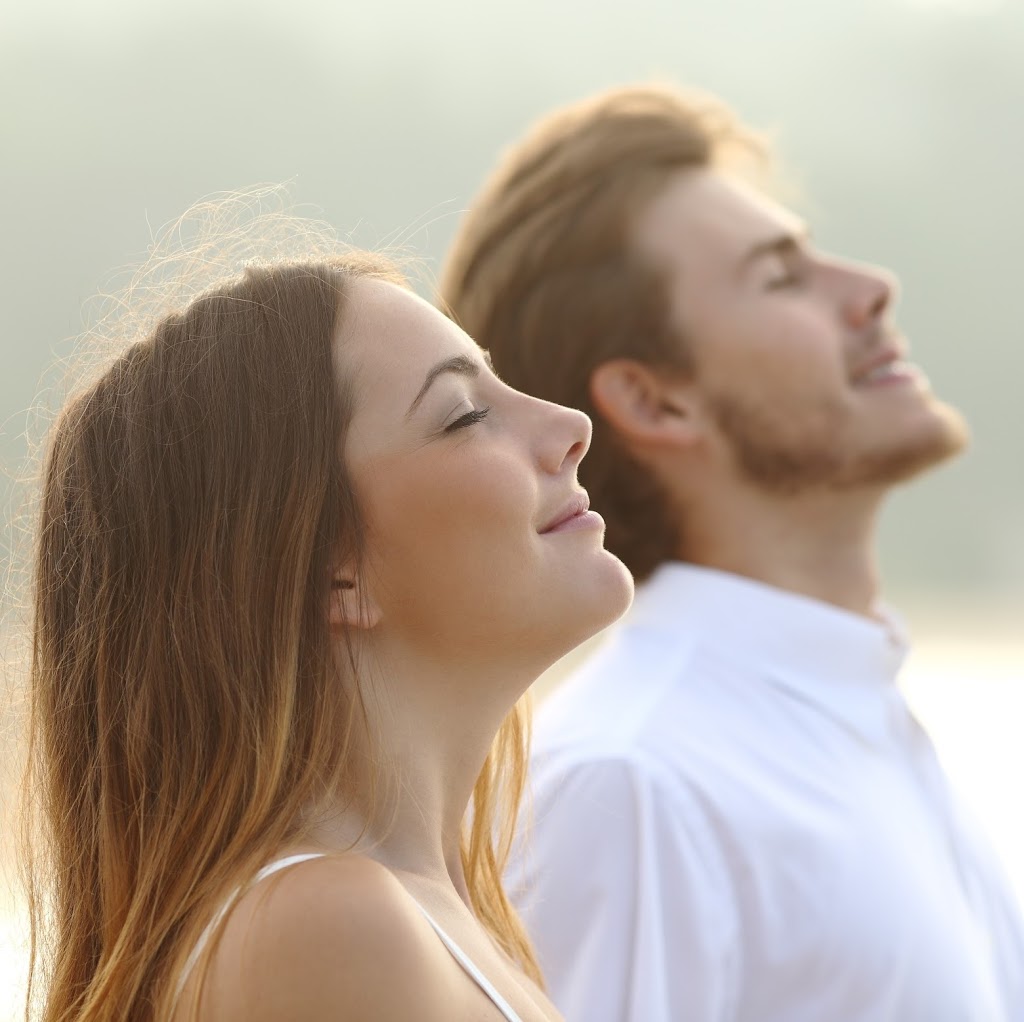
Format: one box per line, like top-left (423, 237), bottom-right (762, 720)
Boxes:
top-left (303, 637), bottom-right (535, 904)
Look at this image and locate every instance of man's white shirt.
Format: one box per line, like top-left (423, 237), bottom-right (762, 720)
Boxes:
top-left (510, 563), bottom-right (1024, 1021)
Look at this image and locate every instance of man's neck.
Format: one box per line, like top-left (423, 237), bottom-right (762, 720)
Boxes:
top-left (680, 485), bottom-right (885, 618)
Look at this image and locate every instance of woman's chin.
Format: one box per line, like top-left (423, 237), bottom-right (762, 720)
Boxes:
top-left (551, 552), bottom-right (635, 660)
top-left (594, 549), bottom-right (635, 625)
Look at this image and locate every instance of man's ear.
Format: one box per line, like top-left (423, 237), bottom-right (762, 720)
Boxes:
top-left (589, 359), bottom-right (703, 449)
top-left (328, 571), bottom-right (383, 631)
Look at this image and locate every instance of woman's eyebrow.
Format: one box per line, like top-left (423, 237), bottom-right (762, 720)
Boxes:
top-left (405, 354), bottom-right (481, 419)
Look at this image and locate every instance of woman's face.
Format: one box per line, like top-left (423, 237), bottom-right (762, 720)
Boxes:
top-left (337, 280), bottom-right (633, 672)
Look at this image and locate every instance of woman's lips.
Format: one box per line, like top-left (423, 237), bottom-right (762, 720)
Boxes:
top-left (540, 490), bottom-right (597, 533)
top-left (542, 508), bottom-right (605, 534)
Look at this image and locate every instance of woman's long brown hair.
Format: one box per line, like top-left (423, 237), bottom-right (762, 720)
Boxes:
top-left (24, 211), bottom-right (539, 1021)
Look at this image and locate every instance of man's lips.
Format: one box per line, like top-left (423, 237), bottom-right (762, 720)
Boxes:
top-left (849, 345), bottom-right (921, 386)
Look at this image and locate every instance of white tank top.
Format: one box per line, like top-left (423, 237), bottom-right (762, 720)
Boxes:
top-left (176, 852), bottom-right (525, 1022)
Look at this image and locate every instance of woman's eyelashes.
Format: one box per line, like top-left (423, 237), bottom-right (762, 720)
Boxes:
top-left (444, 407), bottom-right (491, 433)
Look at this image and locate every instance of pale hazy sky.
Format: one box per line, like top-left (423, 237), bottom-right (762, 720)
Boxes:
top-left (3, 0), bottom-right (1023, 604)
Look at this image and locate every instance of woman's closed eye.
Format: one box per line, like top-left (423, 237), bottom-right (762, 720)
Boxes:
top-left (445, 407), bottom-right (491, 433)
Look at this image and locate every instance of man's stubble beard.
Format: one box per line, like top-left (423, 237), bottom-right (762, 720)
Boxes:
top-left (708, 390), bottom-right (969, 496)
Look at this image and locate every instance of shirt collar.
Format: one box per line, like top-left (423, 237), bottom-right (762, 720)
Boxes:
top-left (624, 562), bottom-right (911, 745)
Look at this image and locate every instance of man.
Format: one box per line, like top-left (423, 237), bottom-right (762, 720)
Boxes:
top-left (439, 85), bottom-right (1024, 1021)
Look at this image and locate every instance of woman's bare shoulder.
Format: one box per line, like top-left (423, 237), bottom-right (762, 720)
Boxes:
top-left (195, 854), bottom-right (461, 1022)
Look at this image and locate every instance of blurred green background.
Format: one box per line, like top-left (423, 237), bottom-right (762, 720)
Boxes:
top-left (1, 0), bottom-right (1022, 1013)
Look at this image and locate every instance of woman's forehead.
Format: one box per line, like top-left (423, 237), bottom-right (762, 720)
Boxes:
top-left (340, 279), bottom-right (476, 370)
top-left (337, 279), bottom-right (481, 434)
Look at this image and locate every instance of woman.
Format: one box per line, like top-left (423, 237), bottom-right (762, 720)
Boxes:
top-left (26, 234), bottom-right (634, 1021)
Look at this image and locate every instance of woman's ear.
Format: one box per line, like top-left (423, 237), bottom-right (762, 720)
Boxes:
top-left (589, 359), bottom-right (703, 449)
top-left (328, 572), bottom-right (383, 631)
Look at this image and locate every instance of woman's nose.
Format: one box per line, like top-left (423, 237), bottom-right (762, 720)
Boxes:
top-left (539, 400), bottom-right (592, 476)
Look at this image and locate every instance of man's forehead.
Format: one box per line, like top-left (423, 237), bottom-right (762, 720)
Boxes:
top-left (632, 168), bottom-right (804, 268)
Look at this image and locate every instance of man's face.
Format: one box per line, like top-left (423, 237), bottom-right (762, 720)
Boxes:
top-left (631, 169), bottom-right (968, 494)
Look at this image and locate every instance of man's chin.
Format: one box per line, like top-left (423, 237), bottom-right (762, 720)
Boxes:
top-left (838, 403), bottom-right (969, 489)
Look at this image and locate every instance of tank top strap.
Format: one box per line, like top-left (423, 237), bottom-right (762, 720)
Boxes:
top-left (177, 852), bottom-right (524, 1022)
top-left (175, 852), bottom-right (327, 1001)
top-left (252, 851), bottom-right (328, 882)
top-left (412, 902), bottom-right (525, 1022)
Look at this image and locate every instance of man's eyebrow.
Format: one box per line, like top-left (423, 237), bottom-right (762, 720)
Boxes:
top-left (405, 353), bottom-right (487, 419)
top-left (736, 229), bottom-right (810, 277)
